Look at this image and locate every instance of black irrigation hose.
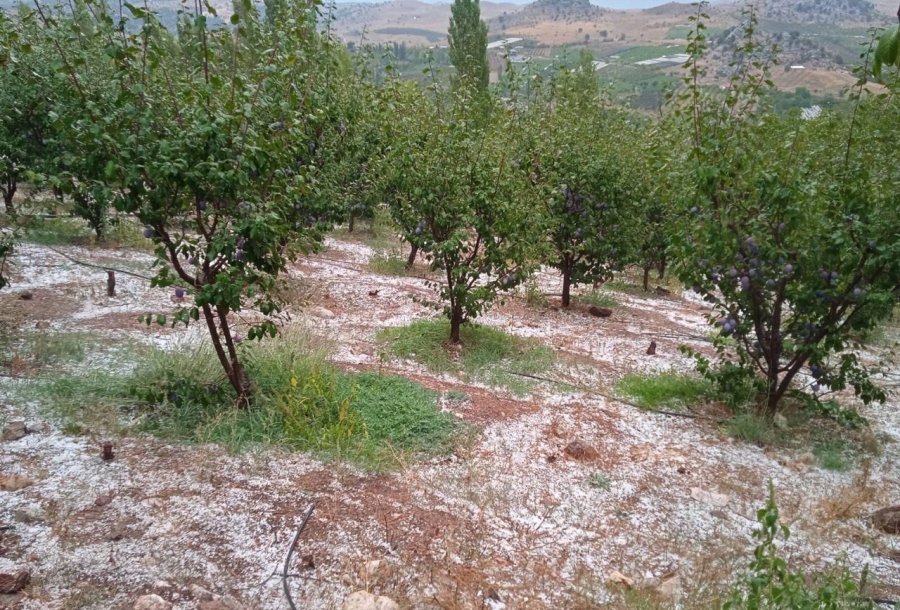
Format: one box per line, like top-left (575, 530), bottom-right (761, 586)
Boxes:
top-left (282, 503), bottom-right (316, 610)
top-left (45, 245), bottom-right (154, 281)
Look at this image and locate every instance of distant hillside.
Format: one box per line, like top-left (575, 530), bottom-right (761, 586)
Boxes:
top-left (640, 1), bottom-right (699, 17)
top-left (498, 0), bottom-right (605, 24)
top-left (332, 0), bottom-right (519, 45)
top-left (759, 0), bottom-right (880, 24)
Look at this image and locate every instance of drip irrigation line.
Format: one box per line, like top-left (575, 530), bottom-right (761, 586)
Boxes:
top-left (45, 245), bottom-right (154, 281)
top-left (282, 502), bottom-right (316, 610)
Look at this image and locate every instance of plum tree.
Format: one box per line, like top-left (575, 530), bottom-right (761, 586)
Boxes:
top-left (0, 10), bottom-right (56, 215)
top-left (529, 63), bottom-right (637, 307)
top-left (32, 0), bottom-right (344, 405)
top-left (380, 81), bottom-right (540, 342)
top-left (673, 2), bottom-right (900, 417)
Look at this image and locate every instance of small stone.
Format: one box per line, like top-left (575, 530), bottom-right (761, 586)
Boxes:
top-left (35, 321), bottom-right (50, 330)
top-left (26, 420), bottom-right (50, 434)
top-left (133, 594), bottom-right (171, 610)
top-left (298, 554), bottom-right (315, 571)
top-left (12, 505), bottom-right (45, 525)
top-left (773, 413), bottom-right (788, 430)
top-left (872, 505), bottom-right (900, 535)
top-left (199, 596), bottom-right (246, 610)
top-left (0, 475), bottom-right (33, 492)
top-left (655, 286), bottom-right (672, 296)
top-left (18, 291), bottom-right (33, 301)
top-left (108, 524), bottom-right (128, 542)
top-left (588, 306), bottom-right (612, 318)
top-left (797, 452), bottom-right (817, 466)
top-left (190, 585), bottom-right (215, 602)
top-left (606, 570), bottom-right (634, 589)
top-left (2, 420), bottom-right (27, 442)
top-left (690, 487), bottom-right (730, 508)
top-left (656, 575), bottom-right (682, 600)
top-left (95, 494), bottom-right (114, 507)
top-left (0, 569), bottom-right (30, 594)
top-left (309, 306), bottom-right (335, 319)
top-left (153, 580), bottom-right (172, 591)
top-left (341, 591), bottom-right (399, 610)
top-left (563, 440), bottom-right (599, 462)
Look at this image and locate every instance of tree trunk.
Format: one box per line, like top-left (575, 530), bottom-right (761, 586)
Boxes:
top-left (643, 266), bottom-right (651, 292)
top-left (405, 243), bottom-right (419, 270)
top-left (216, 304), bottom-right (251, 408)
top-left (449, 307), bottom-right (463, 343)
top-left (200, 303), bottom-right (251, 408)
top-left (3, 176), bottom-right (15, 214)
top-left (657, 257), bottom-right (667, 281)
top-left (561, 267), bottom-right (573, 308)
top-left (348, 214), bottom-right (355, 233)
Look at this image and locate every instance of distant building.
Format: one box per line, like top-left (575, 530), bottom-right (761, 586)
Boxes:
top-left (801, 105), bottom-right (822, 120)
top-left (635, 53), bottom-right (690, 67)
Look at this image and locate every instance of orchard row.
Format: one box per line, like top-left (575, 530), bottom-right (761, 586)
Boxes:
top-left (0, 0), bottom-right (898, 414)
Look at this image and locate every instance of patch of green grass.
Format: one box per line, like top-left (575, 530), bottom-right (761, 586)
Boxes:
top-left (813, 439), bottom-right (853, 472)
top-left (377, 318), bottom-right (554, 394)
top-left (22, 214), bottom-right (152, 250)
top-left (616, 372), bottom-right (712, 411)
top-left (586, 471), bottom-right (610, 491)
top-left (24, 328), bottom-right (461, 470)
top-left (723, 413), bottom-right (776, 446)
top-left (23, 216), bottom-right (93, 246)
top-left (369, 251), bottom-right (409, 276)
top-left (26, 332), bottom-right (95, 366)
top-left (575, 289), bottom-right (618, 309)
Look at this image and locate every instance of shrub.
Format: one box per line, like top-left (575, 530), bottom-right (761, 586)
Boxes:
top-left (724, 482), bottom-right (872, 609)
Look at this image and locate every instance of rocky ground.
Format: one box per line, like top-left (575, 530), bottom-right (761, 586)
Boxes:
top-left (0, 236), bottom-right (898, 610)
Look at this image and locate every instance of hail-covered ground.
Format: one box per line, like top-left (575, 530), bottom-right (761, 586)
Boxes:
top-left (0, 236), bottom-right (898, 610)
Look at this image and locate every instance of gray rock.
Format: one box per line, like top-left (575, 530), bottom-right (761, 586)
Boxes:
top-left (198, 595), bottom-right (245, 610)
top-left (0, 475), bottom-right (33, 492)
top-left (133, 594), bottom-right (172, 610)
top-left (12, 505), bottom-right (45, 525)
top-left (309, 306), bottom-right (336, 319)
top-left (341, 590), bottom-right (399, 610)
top-left (0, 569), bottom-right (30, 594)
top-left (2, 420), bottom-right (27, 442)
top-left (872, 505), bottom-right (900, 535)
